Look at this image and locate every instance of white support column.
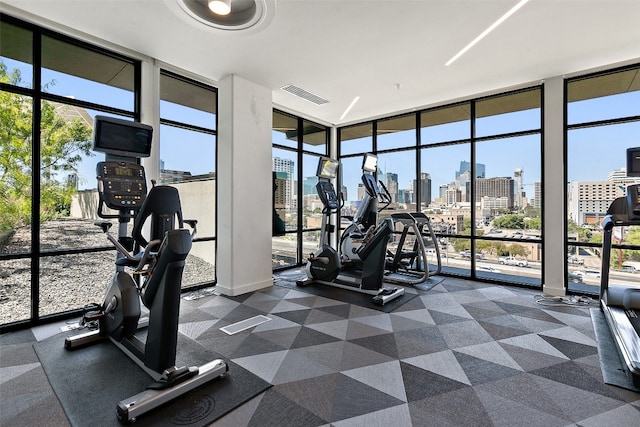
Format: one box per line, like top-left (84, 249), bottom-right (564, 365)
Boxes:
top-left (216, 74), bottom-right (273, 296)
top-left (140, 60), bottom-right (160, 183)
top-left (543, 76), bottom-right (567, 296)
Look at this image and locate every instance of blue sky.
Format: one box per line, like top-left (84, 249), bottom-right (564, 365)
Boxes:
top-left (3, 56), bottom-right (639, 198)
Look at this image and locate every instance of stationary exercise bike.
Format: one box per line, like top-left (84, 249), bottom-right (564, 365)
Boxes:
top-left (64, 116), bottom-right (227, 423)
top-left (599, 146), bottom-right (640, 387)
top-left (340, 153), bottom-right (441, 286)
top-left (297, 157), bottom-right (404, 305)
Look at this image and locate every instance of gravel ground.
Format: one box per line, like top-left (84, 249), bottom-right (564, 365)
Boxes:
top-left (0, 218), bottom-right (216, 325)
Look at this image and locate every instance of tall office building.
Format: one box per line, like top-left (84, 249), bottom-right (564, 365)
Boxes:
top-left (513, 168), bottom-right (524, 209)
top-left (456, 161), bottom-right (486, 179)
top-left (413, 172), bottom-right (432, 207)
top-left (534, 182), bottom-right (542, 209)
top-left (475, 177), bottom-right (515, 208)
top-left (386, 172), bottom-right (399, 203)
top-left (273, 157), bottom-right (295, 207)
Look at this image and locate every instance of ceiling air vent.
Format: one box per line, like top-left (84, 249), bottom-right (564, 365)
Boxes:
top-left (281, 84), bottom-right (329, 105)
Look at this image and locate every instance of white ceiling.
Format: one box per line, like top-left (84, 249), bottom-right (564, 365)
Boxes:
top-left (3, 0), bottom-right (640, 126)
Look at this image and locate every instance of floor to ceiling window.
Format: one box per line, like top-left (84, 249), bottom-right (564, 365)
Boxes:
top-left (272, 110), bottom-right (328, 269)
top-left (1, 15), bottom-right (140, 328)
top-left (338, 87), bottom-right (543, 287)
top-left (159, 70), bottom-right (217, 288)
top-left (566, 64), bottom-right (640, 294)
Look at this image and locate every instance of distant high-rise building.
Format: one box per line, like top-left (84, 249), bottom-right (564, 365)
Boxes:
top-left (357, 183), bottom-right (366, 201)
top-left (476, 177), bottom-right (514, 208)
top-left (514, 168), bottom-right (524, 209)
top-left (608, 167), bottom-right (637, 189)
top-left (456, 161), bottom-right (486, 179)
top-left (568, 180), bottom-right (630, 224)
top-left (302, 176), bottom-right (318, 195)
top-left (534, 182), bottom-right (542, 209)
top-left (445, 187), bottom-right (462, 205)
top-left (386, 172), bottom-right (399, 203)
top-left (273, 157), bottom-right (295, 207)
top-left (413, 172), bottom-right (432, 207)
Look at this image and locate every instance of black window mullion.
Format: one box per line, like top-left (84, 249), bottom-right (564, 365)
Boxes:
top-left (470, 100), bottom-right (477, 275)
top-left (415, 113), bottom-right (421, 209)
top-left (297, 117), bottom-right (304, 264)
top-left (30, 29), bottom-right (42, 322)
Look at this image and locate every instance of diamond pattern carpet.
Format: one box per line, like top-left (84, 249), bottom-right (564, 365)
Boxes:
top-left (2, 275), bottom-right (640, 426)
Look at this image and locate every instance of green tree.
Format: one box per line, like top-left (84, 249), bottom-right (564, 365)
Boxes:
top-left (0, 62), bottom-right (92, 232)
top-left (524, 217), bottom-right (541, 230)
top-left (493, 214), bottom-right (525, 229)
top-left (508, 244), bottom-right (529, 258)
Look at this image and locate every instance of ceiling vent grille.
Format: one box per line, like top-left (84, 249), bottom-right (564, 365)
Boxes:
top-left (281, 84), bottom-right (329, 105)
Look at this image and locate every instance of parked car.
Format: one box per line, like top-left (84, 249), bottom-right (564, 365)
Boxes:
top-left (622, 265), bottom-right (638, 273)
top-left (568, 272), bottom-right (583, 283)
top-left (567, 255), bottom-right (584, 265)
top-left (574, 269), bottom-right (601, 278)
top-left (460, 250), bottom-right (484, 260)
top-left (498, 256), bottom-right (528, 267)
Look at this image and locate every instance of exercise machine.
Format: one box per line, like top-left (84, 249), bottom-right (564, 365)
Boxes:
top-left (340, 153), bottom-right (441, 285)
top-left (599, 146), bottom-right (640, 387)
top-left (297, 157), bottom-right (404, 305)
top-left (340, 153), bottom-right (391, 263)
top-left (64, 116), bottom-right (227, 423)
top-left (385, 211), bottom-right (442, 286)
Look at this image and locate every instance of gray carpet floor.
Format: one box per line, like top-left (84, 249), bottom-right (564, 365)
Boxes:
top-left (2, 275), bottom-right (640, 426)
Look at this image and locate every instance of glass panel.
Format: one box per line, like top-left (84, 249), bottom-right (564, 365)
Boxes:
top-left (375, 150), bottom-right (416, 220)
top-left (475, 134), bottom-right (542, 238)
top-left (0, 258), bottom-right (31, 324)
top-left (567, 68), bottom-right (640, 125)
top-left (478, 247), bottom-right (542, 286)
top-left (39, 251), bottom-right (115, 317)
top-left (338, 155), bottom-right (364, 226)
top-left (184, 240), bottom-right (216, 288)
top-left (476, 89), bottom-right (541, 137)
top-left (301, 120), bottom-right (327, 155)
top-left (41, 35), bottom-right (135, 110)
top-left (273, 234), bottom-right (298, 269)
top-left (0, 21), bottom-right (33, 88)
top-left (444, 237), bottom-right (471, 277)
top-left (567, 122), bottom-right (640, 231)
top-left (340, 123), bottom-right (372, 156)
top-left (160, 72), bottom-right (216, 129)
top-left (420, 104), bottom-right (470, 145)
top-left (273, 111), bottom-right (298, 149)
top-left (159, 125), bottom-right (216, 182)
top-left (302, 231), bottom-right (320, 262)
top-left (40, 99), bottom-right (95, 252)
top-left (272, 148), bottom-right (298, 231)
top-left (420, 143), bottom-right (470, 215)
top-left (302, 154), bottom-right (322, 231)
top-left (1, 92), bottom-right (32, 254)
top-left (377, 114), bottom-right (416, 151)
top-left (567, 121), bottom-right (640, 292)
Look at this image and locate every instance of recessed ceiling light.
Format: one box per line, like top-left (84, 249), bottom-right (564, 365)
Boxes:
top-left (176, 0), bottom-right (275, 32)
top-left (208, 0), bottom-right (231, 15)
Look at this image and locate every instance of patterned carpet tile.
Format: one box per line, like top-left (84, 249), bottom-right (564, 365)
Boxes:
top-left (3, 275), bottom-right (639, 427)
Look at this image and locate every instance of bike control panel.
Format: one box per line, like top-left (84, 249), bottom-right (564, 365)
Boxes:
top-left (97, 161), bottom-right (147, 210)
